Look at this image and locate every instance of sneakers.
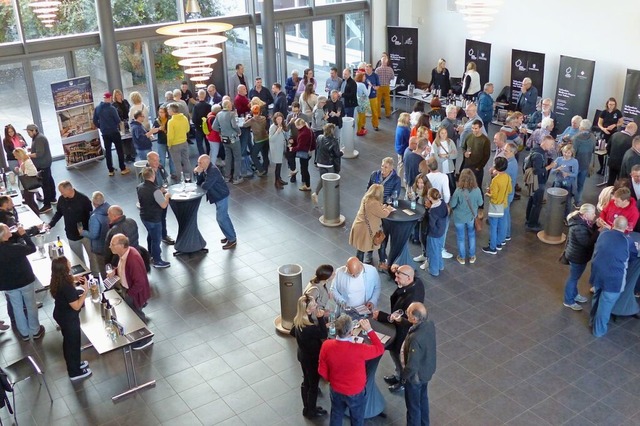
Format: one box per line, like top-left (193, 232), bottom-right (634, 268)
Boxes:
top-left (482, 246), bottom-right (497, 255)
top-left (299, 185), bottom-right (311, 191)
top-left (356, 129), bottom-right (367, 136)
top-left (132, 339), bottom-right (154, 351)
top-left (108, 171), bottom-right (115, 177)
top-left (257, 170), bottom-right (267, 177)
top-left (33, 325), bottom-right (45, 339)
top-left (413, 254), bottom-right (426, 262)
top-left (311, 192), bottom-right (318, 204)
top-left (232, 177), bottom-right (244, 185)
top-left (442, 249), bottom-right (453, 259)
top-left (456, 256), bottom-right (466, 265)
top-left (222, 240), bottom-right (237, 250)
top-left (152, 260), bottom-right (171, 269)
top-left (563, 302), bottom-right (583, 311)
top-left (420, 261), bottom-right (428, 270)
top-left (162, 236), bottom-right (175, 245)
top-left (79, 361), bottom-right (89, 369)
top-left (505, 236), bottom-right (512, 241)
top-left (496, 243), bottom-right (503, 251)
top-left (120, 168), bottom-right (131, 175)
top-left (374, 127), bottom-right (379, 131)
top-left (469, 256), bottom-right (476, 264)
top-left (39, 205), bottom-right (52, 214)
top-left (574, 294), bottom-right (588, 303)
top-left (224, 177), bottom-right (231, 183)
top-left (70, 368), bottom-right (92, 381)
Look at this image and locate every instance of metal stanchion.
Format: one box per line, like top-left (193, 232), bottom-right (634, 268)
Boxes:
top-left (341, 117), bottom-right (358, 158)
top-left (274, 264), bottom-right (303, 334)
top-left (319, 173), bottom-right (345, 227)
top-left (538, 187), bottom-right (568, 244)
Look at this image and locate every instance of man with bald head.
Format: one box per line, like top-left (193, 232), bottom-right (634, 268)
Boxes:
top-left (608, 122), bottom-right (638, 185)
top-left (373, 264), bottom-right (425, 392)
top-left (331, 257), bottom-right (381, 311)
top-left (589, 216), bottom-right (632, 337)
top-left (402, 302), bottom-right (437, 426)
top-left (104, 205), bottom-right (139, 265)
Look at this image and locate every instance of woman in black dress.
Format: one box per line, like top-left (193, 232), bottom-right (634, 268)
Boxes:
top-left (430, 58), bottom-right (451, 94)
top-left (50, 257), bottom-right (92, 381)
top-left (597, 97), bottom-right (624, 174)
top-left (290, 294), bottom-right (328, 419)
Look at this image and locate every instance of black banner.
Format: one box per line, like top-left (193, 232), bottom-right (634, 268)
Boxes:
top-left (464, 39), bottom-right (491, 88)
top-left (553, 55), bottom-right (595, 131)
top-left (510, 49), bottom-right (546, 108)
top-left (622, 69), bottom-right (640, 127)
top-left (387, 26), bottom-right (418, 88)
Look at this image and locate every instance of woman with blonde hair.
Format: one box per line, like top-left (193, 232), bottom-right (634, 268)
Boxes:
top-left (112, 89), bottom-right (130, 129)
top-left (289, 294), bottom-right (328, 419)
top-left (354, 72), bottom-right (372, 136)
top-left (300, 83), bottom-right (318, 116)
top-left (127, 91), bottom-right (149, 161)
top-left (13, 147), bottom-right (40, 215)
top-left (349, 183), bottom-right (393, 264)
top-left (462, 61), bottom-right (481, 100)
top-left (430, 58), bottom-right (451, 94)
top-left (432, 126), bottom-right (458, 193)
top-left (449, 169), bottom-right (482, 264)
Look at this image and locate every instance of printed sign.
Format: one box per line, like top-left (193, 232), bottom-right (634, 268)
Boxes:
top-left (622, 69), bottom-right (640, 127)
top-left (387, 26), bottom-right (418, 88)
top-left (510, 49), bottom-right (546, 108)
top-left (553, 55), bottom-right (596, 131)
top-left (464, 39), bottom-right (491, 88)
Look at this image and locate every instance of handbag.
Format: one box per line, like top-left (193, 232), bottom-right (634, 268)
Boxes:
top-left (18, 174), bottom-right (42, 190)
top-left (463, 191), bottom-right (482, 231)
top-left (487, 202), bottom-right (504, 217)
top-left (363, 204), bottom-right (385, 247)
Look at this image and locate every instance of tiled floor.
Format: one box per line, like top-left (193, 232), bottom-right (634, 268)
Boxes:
top-left (1, 116), bottom-right (639, 426)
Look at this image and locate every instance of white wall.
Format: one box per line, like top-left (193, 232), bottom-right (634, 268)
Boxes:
top-left (384, 0), bottom-right (640, 121)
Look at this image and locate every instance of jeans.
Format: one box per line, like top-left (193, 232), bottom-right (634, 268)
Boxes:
top-left (156, 143), bottom-right (176, 175)
top-left (168, 142), bottom-right (192, 178)
top-left (39, 166), bottom-right (57, 204)
top-left (563, 262), bottom-right (587, 305)
top-left (377, 85), bottom-right (392, 118)
top-left (240, 128), bottom-right (253, 175)
top-left (299, 157), bottom-right (311, 186)
top-left (195, 129), bottom-right (210, 156)
top-left (141, 220), bottom-right (163, 262)
top-left (389, 350), bottom-right (403, 378)
top-left (489, 215), bottom-right (505, 250)
top-left (223, 140), bottom-right (242, 180)
top-left (161, 208), bottom-right (168, 239)
top-left (68, 237), bottom-right (91, 262)
top-left (405, 381), bottom-right (430, 426)
top-left (591, 289), bottom-right (622, 337)
top-left (329, 387), bottom-right (366, 426)
top-left (102, 130), bottom-right (126, 172)
top-left (454, 220), bottom-right (475, 258)
top-left (215, 196), bottom-right (236, 241)
top-left (5, 281), bottom-right (40, 337)
top-left (502, 201), bottom-right (512, 240)
top-left (210, 142), bottom-right (221, 165)
top-left (526, 187), bottom-right (545, 227)
top-left (575, 169), bottom-right (588, 204)
top-left (344, 106), bottom-right (355, 118)
top-left (250, 140), bottom-right (270, 173)
top-left (136, 149), bottom-right (151, 161)
top-left (356, 250), bottom-right (373, 263)
top-left (427, 235), bottom-right (445, 276)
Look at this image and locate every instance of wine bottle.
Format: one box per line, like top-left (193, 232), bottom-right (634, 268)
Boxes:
top-left (56, 235), bottom-right (63, 248)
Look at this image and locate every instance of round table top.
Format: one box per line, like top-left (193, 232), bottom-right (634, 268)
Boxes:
top-left (168, 183), bottom-right (206, 201)
top-left (384, 199), bottom-right (425, 223)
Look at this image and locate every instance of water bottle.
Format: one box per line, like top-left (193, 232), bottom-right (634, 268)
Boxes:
top-left (328, 322), bottom-right (336, 337)
top-left (411, 197), bottom-right (417, 210)
top-left (408, 82), bottom-right (414, 97)
top-left (392, 190), bottom-right (398, 207)
top-left (180, 171), bottom-right (186, 191)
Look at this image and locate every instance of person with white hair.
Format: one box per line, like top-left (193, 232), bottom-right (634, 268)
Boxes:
top-left (572, 119), bottom-right (597, 204)
top-left (527, 98), bottom-right (558, 138)
top-left (516, 77), bottom-right (538, 116)
top-left (558, 115), bottom-right (583, 143)
top-left (527, 116), bottom-right (554, 150)
top-left (171, 89), bottom-right (190, 118)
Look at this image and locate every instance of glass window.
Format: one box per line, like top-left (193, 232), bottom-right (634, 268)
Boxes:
top-left (0, 63), bottom-right (31, 160)
top-left (284, 23), bottom-right (309, 83)
top-left (73, 48), bottom-right (108, 103)
top-left (199, 0), bottom-right (246, 17)
top-left (345, 12), bottom-right (364, 68)
top-left (315, 0), bottom-right (355, 4)
top-left (0, 2), bottom-right (19, 44)
top-left (312, 19), bottom-right (336, 94)
top-left (18, 0), bottom-right (97, 41)
top-left (256, 0), bottom-right (307, 12)
top-left (111, 0), bottom-right (178, 29)
top-left (31, 57), bottom-right (70, 158)
top-left (117, 42), bottom-right (150, 109)
top-left (225, 27), bottom-right (253, 94)
top-left (150, 40), bottom-right (182, 102)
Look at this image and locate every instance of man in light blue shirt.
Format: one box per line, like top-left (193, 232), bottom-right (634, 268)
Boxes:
top-left (331, 257), bottom-right (381, 310)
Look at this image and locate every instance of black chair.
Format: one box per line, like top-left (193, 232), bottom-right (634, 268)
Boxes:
top-left (591, 109), bottom-right (602, 133)
top-left (2, 356), bottom-right (53, 425)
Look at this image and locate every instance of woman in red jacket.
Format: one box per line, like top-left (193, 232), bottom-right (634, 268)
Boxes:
top-left (292, 118), bottom-right (314, 191)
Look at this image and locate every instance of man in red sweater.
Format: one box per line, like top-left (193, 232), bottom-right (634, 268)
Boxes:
top-left (318, 314), bottom-right (384, 426)
top-left (597, 187), bottom-right (639, 233)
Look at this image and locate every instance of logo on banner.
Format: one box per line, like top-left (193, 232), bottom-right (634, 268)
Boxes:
top-left (515, 59), bottom-right (525, 72)
top-left (468, 49), bottom-right (477, 60)
top-left (578, 70), bottom-right (588, 80)
top-left (391, 35), bottom-right (401, 46)
top-left (404, 37), bottom-right (413, 45)
top-left (479, 52), bottom-right (487, 61)
top-left (565, 67), bottom-right (572, 78)
top-left (530, 63), bottom-right (538, 71)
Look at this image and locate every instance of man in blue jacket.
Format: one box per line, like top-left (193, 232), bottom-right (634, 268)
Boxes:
top-left (194, 154), bottom-right (237, 250)
top-left (93, 92), bottom-right (129, 176)
top-left (477, 82), bottom-right (494, 133)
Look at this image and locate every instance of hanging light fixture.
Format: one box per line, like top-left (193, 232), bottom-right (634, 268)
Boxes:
top-left (28, 0), bottom-right (61, 27)
top-left (456, 0), bottom-right (503, 39)
top-left (156, 0), bottom-right (232, 84)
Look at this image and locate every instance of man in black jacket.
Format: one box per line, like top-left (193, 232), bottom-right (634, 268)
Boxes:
top-left (272, 83), bottom-right (288, 118)
top-left (608, 123), bottom-right (637, 186)
top-left (402, 302), bottom-right (436, 426)
top-left (373, 264), bottom-right (425, 393)
top-left (137, 167), bottom-right (171, 268)
top-left (192, 89), bottom-right (212, 157)
top-left (340, 68), bottom-right (358, 118)
top-left (194, 154), bottom-right (237, 249)
top-left (0, 223), bottom-right (43, 340)
top-left (104, 205), bottom-right (140, 265)
top-left (525, 136), bottom-right (555, 232)
top-left (48, 181), bottom-right (92, 260)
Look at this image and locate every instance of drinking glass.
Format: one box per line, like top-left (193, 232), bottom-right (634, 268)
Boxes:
top-left (105, 264), bottom-right (113, 275)
top-left (389, 309), bottom-right (404, 323)
top-left (184, 172), bottom-right (192, 183)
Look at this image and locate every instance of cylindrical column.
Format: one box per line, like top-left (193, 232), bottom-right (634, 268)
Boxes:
top-left (538, 187), bottom-right (568, 244)
top-left (319, 173), bottom-right (345, 227)
top-left (261, 0), bottom-right (277, 86)
top-left (341, 117), bottom-right (358, 158)
top-left (95, 0), bottom-right (122, 92)
top-left (275, 264), bottom-right (303, 333)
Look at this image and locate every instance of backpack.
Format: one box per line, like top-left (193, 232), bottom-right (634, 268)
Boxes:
top-left (522, 151), bottom-right (541, 173)
top-left (201, 116), bottom-right (211, 136)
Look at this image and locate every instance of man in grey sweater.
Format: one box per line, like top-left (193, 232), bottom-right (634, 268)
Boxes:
top-left (25, 124), bottom-right (56, 213)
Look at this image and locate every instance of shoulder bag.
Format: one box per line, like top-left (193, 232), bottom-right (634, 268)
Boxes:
top-left (19, 173), bottom-right (42, 191)
top-left (463, 191), bottom-right (482, 231)
top-left (363, 203), bottom-right (385, 246)
top-left (487, 202), bottom-right (504, 217)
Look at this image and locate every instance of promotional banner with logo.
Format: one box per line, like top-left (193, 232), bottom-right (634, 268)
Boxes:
top-left (553, 55), bottom-right (596, 131)
top-left (510, 49), bottom-right (546, 108)
top-left (51, 76), bottom-right (103, 168)
top-left (622, 69), bottom-right (640, 126)
top-left (464, 39), bottom-right (491, 88)
top-left (386, 26), bottom-right (418, 89)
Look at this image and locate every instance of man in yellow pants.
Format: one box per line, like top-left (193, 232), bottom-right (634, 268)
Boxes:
top-left (365, 64), bottom-right (380, 131)
top-left (375, 53), bottom-right (395, 119)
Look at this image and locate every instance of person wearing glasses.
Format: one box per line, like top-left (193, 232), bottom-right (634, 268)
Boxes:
top-left (290, 294), bottom-right (328, 419)
top-left (331, 256), bottom-right (381, 312)
top-left (372, 264), bottom-right (425, 393)
top-left (130, 110), bottom-right (153, 161)
top-left (527, 98), bottom-right (559, 139)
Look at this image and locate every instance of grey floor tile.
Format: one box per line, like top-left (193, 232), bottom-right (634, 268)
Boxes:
top-left (222, 386), bottom-right (264, 414)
